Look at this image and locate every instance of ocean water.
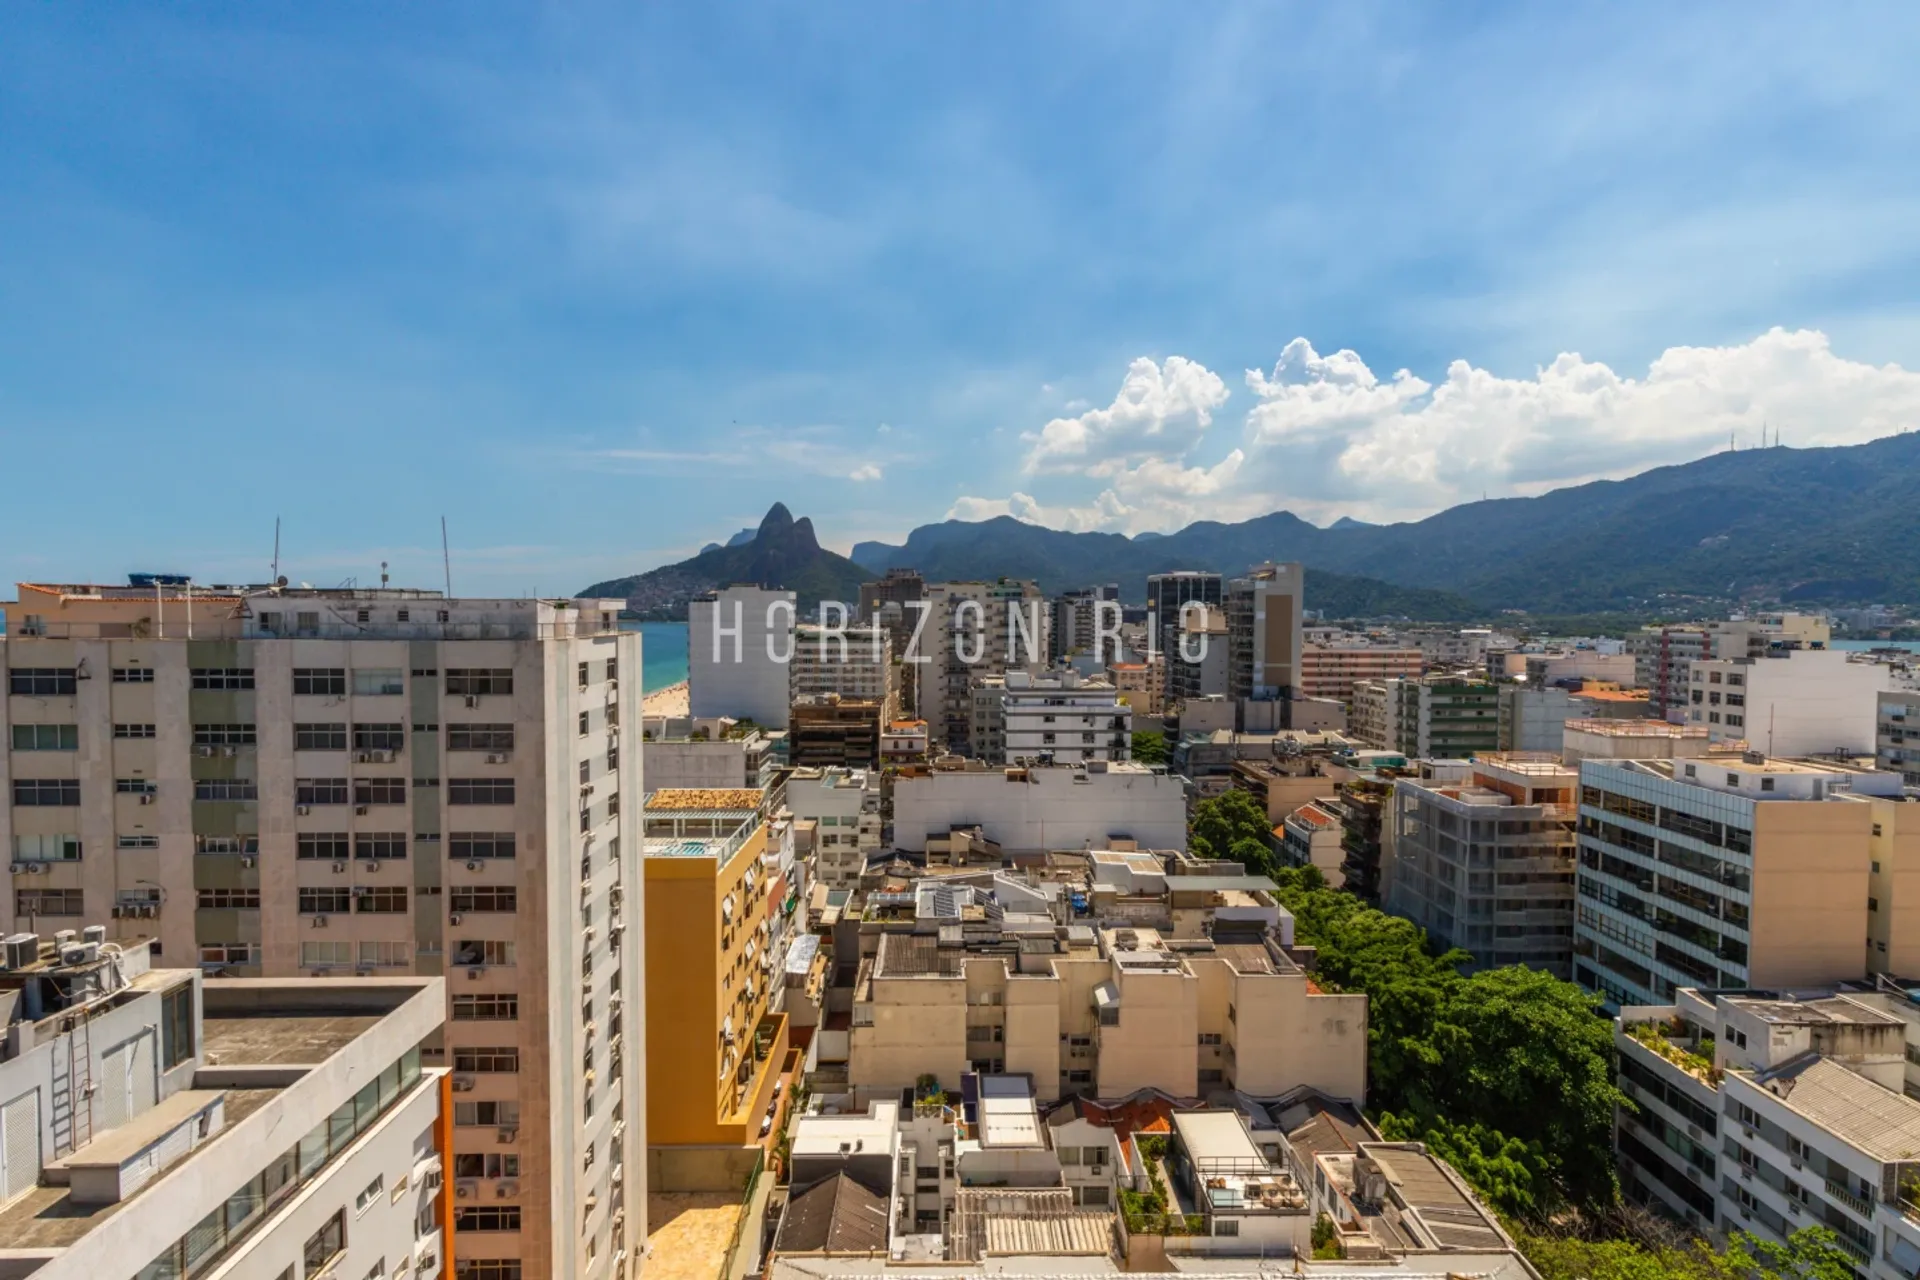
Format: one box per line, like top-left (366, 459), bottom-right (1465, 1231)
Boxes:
top-left (1833, 639), bottom-right (1920, 653)
top-left (627, 620), bottom-right (689, 692)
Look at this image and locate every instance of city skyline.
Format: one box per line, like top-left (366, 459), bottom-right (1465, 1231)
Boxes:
top-left (6, 5), bottom-right (1920, 594)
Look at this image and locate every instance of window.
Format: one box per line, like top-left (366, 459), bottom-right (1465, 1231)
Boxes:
top-left (200, 942), bottom-right (259, 965)
top-left (456, 1263), bottom-right (522, 1280)
top-left (192, 723), bottom-right (257, 747)
top-left (1213, 1219), bottom-right (1239, 1237)
top-left (353, 669), bottom-right (405, 696)
top-left (9, 668), bottom-right (77, 696)
top-left (446, 669), bottom-right (514, 697)
top-left (453, 940), bottom-right (515, 967)
top-left (191, 668), bottom-right (255, 690)
top-left (453, 1208), bottom-right (521, 1232)
top-left (112, 666), bottom-right (154, 684)
top-left (453, 1154), bottom-right (521, 1179)
top-left (452, 995), bottom-right (519, 1021)
top-left (451, 886), bottom-right (517, 913)
top-left (448, 724), bottom-right (514, 752)
top-left (197, 889), bottom-right (260, 909)
top-left (355, 778), bottom-right (407, 806)
top-left (13, 779), bottom-right (79, 806)
top-left (300, 888), bottom-right (352, 914)
top-left (1759, 776), bottom-right (1774, 791)
top-left (449, 778), bottom-right (515, 805)
top-left (355, 833), bottom-right (408, 860)
top-left (302, 941), bottom-right (352, 966)
top-left (197, 835), bottom-right (258, 855)
top-left (162, 984), bottom-right (196, 1068)
top-left (298, 833), bottom-right (352, 861)
top-left (578, 661), bottom-right (591, 689)
top-left (356, 887), bottom-right (408, 913)
top-left (11, 724), bottom-right (77, 750)
top-left (454, 1047), bottom-right (520, 1073)
top-left (356, 1175), bottom-right (384, 1214)
top-left (14, 834), bottom-right (81, 862)
top-left (117, 835), bottom-right (158, 850)
top-left (605, 657), bottom-right (617, 682)
top-left (296, 722), bottom-right (348, 751)
top-left (359, 941), bottom-right (411, 968)
top-left (16, 889), bottom-right (83, 916)
top-left (1198, 1032), bottom-right (1223, 1046)
top-left (579, 711), bottom-right (590, 736)
top-left (297, 778), bottom-right (349, 805)
top-left (454, 1100), bottom-right (522, 1127)
top-left (114, 722), bottom-right (157, 739)
top-left (294, 668), bottom-right (347, 697)
top-left (194, 780), bottom-right (258, 801)
top-left (351, 723), bottom-right (406, 752)
top-left (449, 832), bottom-right (515, 860)
top-left (116, 777), bottom-right (158, 795)
top-left (303, 1210), bottom-right (346, 1275)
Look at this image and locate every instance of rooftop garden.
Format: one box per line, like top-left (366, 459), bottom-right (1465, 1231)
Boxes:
top-left (1624, 1017), bottom-right (1720, 1085)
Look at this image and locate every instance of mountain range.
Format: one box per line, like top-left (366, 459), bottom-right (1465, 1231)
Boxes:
top-left (581, 503), bottom-right (873, 618)
top-left (851, 432), bottom-right (1920, 612)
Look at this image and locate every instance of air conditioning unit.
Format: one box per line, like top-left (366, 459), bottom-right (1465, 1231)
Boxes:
top-left (465, 860), bottom-right (481, 872)
top-left (496, 1180), bottom-right (517, 1198)
top-left (465, 695), bottom-right (480, 709)
top-left (352, 885), bottom-right (370, 896)
top-left (355, 805), bottom-right (370, 816)
top-left (110, 905), bottom-right (126, 918)
top-left (28, 864), bottom-right (46, 875)
top-left (451, 1074), bottom-right (475, 1092)
top-left (312, 914), bottom-right (329, 928)
top-left (332, 861), bottom-right (348, 873)
top-left (297, 805), bottom-right (312, 816)
top-left (496, 1127), bottom-right (517, 1143)
top-left (240, 855), bottom-right (255, 868)
top-left (312, 966), bottom-right (333, 977)
top-left (449, 913), bottom-right (464, 925)
top-left (7, 864), bottom-right (25, 876)
top-left (218, 746), bottom-right (236, 758)
top-left (355, 966), bottom-right (374, 976)
top-left (361, 859), bottom-right (382, 873)
top-left (468, 967), bottom-right (483, 980)
top-left (139, 794), bottom-right (155, 806)
top-left (374, 749), bottom-right (395, 763)
top-left (455, 1179), bottom-right (478, 1200)
top-left (356, 751), bottom-right (372, 764)
top-left (139, 903), bottom-right (156, 917)
top-left (195, 744), bottom-right (216, 758)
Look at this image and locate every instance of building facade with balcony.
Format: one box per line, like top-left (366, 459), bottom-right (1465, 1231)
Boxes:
top-left (1613, 987), bottom-right (1920, 1276)
top-left (0, 579), bottom-right (644, 1280)
top-left (970, 670), bottom-right (1130, 767)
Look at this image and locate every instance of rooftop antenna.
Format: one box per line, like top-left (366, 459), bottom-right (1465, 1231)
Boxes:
top-left (380, 560), bottom-right (390, 589)
top-left (441, 517), bottom-right (453, 599)
top-left (271, 517), bottom-right (282, 586)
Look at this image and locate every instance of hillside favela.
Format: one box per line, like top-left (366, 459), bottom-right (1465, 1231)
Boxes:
top-left (6, 8), bottom-right (1920, 1280)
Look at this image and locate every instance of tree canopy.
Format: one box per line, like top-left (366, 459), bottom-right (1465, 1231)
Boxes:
top-left (1131, 730), bottom-right (1168, 765)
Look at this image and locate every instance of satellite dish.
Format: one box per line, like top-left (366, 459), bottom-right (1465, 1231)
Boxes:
top-left (276, 576), bottom-right (289, 588)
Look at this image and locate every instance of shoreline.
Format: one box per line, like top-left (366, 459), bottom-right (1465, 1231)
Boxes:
top-left (642, 679), bottom-right (690, 717)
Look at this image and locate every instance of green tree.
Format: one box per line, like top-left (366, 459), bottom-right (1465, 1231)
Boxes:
top-left (1131, 730), bottom-right (1168, 765)
top-left (1382, 1113), bottom-right (1550, 1221)
top-left (1189, 789), bottom-right (1271, 861)
top-left (1514, 1224), bottom-right (1862, 1280)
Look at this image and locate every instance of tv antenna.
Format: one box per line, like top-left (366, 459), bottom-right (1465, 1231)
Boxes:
top-left (441, 517), bottom-right (453, 598)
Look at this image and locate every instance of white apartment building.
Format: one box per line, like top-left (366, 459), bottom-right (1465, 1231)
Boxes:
top-left (1876, 690), bottom-right (1920, 787)
top-left (1400, 629), bottom-right (1498, 668)
top-left (1628, 626), bottom-right (1709, 721)
top-left (0, 933), bottom-right (448, 1280)
top-left (0, 580), bottom-right (644, 1280)
top-left (1685, 649), bottom-right (1893, 755)
top-left (1166, 605), bottom-right (1229, 707)
top-left (891, 761), bottom-right (1185, 855)
top-left (642, 724), bottom-right (780, 792)
top-left (787, 766), bottom-right (881, 890)
top-left (1614, 987), bottom-right (1920, 1275)
top-left (921, 582), bottom-right (1051, 756)
top-left (969, 670), bottom-right (1130, 766)
top-left (791, 622), bottom-right (894, 720)
top-left (690, 585), bottom-right (797, 729)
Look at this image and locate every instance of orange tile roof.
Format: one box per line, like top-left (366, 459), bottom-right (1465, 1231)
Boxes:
top-left (644, 788), bottom-right (763, 811)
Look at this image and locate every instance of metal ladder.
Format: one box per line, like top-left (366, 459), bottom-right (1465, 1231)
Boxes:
top-left (66, 1010), bottom-right (94, 1152)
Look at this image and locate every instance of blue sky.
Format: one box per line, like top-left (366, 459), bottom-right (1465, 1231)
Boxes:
top-left (5, 4), bottom-right (1920, 594)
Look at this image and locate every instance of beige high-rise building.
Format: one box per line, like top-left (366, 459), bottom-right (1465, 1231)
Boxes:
top-left (0, 579), bottom-right (644, 1280)
top-left (919, 581), bottom-right (1050, 756)
top-left (1226, 563), bottom-right (1302, 706)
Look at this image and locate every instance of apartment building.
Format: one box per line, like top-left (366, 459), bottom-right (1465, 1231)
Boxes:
top-left (1384, 757), bottom-right (1578, 977)
top-left (848, 919), bottom-right (1366, 1104)
top-left (1050, 586), bottom-right (1120, 662)
top-left (1400, 628), bottom-right (1498, 669)
top-left (0, 579), bottom-right (644, 1280)
top-left (1351, 676), bottom-right (1498, 758)
top-left (1876, 690), bottom-right (1920, 786)
top-left (1165, 605), bottom-right (1229, 707)
top-left (789, 696), bottom-right (882, 770)
top-left (891, 760), bottom-right (1186, 855)
top-left (1225, 563), bottom-right (1303, 705)
top-left (1685, 649), bottom-right (1893, 754)
top-left (642, 722), bottom-right (779, 792)
top-left (969, 670), bottom-right (1130, 766)
top-left (1614, 987), bottom-right (1920, 1275)
top-left (791, 622), bottom-right (894, 721)
top-left (690, 585), bottom-right (797, 729)
top-left (642, 789), bottom-right (788, 1191)
top-left (1298, 645), bottom-right (1424, 704)
top-left (1561, 717), bottom-right (1715, 766)
top-left (0, 933), bottom-right (449, 1280)
top-left (1105, 660), bottom-right (1163, 717)
top-left (787, 767), bottom-right (881, 891)
top-left (1572, 755), bottom-right (1903, 1010)
top-left (879, 719), bottom-right (928, 765)
top-left (1278, 800), bottom-right (1345, 889)
top-left (1628, 624), bottom-right (1709, 721)
top-left (922, 581), bottom-right (1051, 756)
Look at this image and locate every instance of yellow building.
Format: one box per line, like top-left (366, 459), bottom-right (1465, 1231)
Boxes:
top-left (1858, 792), bottom-right (1920, 977)
top-left (643, 788), bottom-right (788, 1191)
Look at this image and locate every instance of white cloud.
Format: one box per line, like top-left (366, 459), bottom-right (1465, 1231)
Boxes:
top-left (1022, 355), bottom-right (1229, 474)
top-left (848, 463), bottom-right (883, 482)
top-left (954, 329), bottom-right (1920, 534)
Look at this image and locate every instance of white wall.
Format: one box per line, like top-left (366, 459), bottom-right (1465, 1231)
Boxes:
top-left (892, 766), bottom-right (1185, 853)
top-left (689, 587), bottom-right (796, 729)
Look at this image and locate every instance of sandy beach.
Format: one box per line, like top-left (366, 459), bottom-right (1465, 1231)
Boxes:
top-left (642, 679), bottom-right (689, 717)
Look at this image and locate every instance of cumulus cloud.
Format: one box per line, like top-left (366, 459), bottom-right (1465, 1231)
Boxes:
top-left (848, 463), bottom-right (883, 482)
top-left (951, 328), bottom-right (1920, 534)
top-left (1022, 355), bottom-right (1229, 474)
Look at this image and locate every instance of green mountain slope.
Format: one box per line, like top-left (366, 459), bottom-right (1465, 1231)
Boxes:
top-left (581, 503), bottom-right (873, 617)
